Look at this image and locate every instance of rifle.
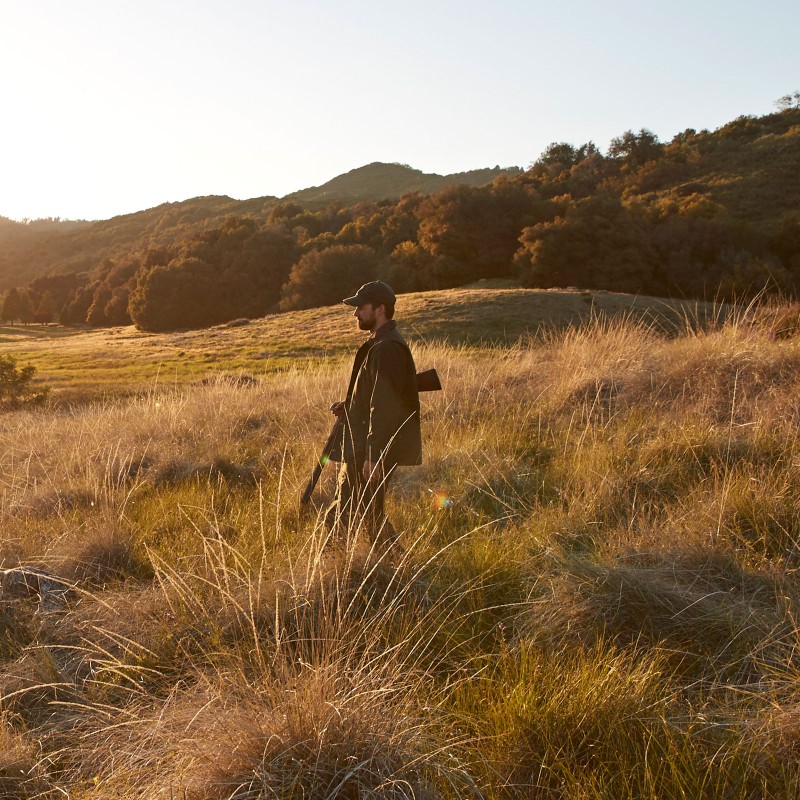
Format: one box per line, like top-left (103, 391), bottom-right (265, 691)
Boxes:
top-left (300, 368), bottom-right (442, 506)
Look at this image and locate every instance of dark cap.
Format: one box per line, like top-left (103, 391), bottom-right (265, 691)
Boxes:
top-left (342, 280), bottom-right (396, 307)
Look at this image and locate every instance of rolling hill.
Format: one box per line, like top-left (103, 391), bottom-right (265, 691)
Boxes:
top-left (283, 162), bottom-right (523, 206)
top-left (0, 163), bottom-right (521, 291)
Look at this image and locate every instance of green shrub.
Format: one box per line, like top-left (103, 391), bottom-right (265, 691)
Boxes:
top-left (0, 355), bottom-right (48, 410)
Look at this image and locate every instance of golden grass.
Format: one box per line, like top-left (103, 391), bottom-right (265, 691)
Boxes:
top-left (2, 295), bottom-right (800, 797)
top-left (0, 286), bottom-right (718, 401)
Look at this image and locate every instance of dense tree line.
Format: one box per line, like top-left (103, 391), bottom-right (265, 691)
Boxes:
top-left (2, 105), bottom-right (799, 331)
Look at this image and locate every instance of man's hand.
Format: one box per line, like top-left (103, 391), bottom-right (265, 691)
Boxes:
top-left (363, 460), bottom-right (382, 484)
top-left (330, 401), bottom-right (345, 418)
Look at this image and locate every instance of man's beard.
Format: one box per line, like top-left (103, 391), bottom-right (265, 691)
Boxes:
top-left (357, 316), bottom-right (374, 331)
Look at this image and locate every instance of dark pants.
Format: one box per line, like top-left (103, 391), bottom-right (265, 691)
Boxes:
top-left (325, 460), bottom-right (398, 545)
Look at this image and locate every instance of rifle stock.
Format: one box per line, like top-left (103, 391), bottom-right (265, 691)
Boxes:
top-left (415, 368), bottom-right (442, 393)
top-left (300, 368), bottom-right (442, 506)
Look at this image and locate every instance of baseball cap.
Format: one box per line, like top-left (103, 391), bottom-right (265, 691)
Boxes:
top-left (342, 280), bottom-right (396, 307)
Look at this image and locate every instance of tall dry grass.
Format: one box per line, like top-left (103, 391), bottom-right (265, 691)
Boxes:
top-left (2, 302), bottom-right (800, 797)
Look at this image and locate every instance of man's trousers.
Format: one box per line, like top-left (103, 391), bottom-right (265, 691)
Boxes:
top-left (324, 460), bottom-right (398, 545)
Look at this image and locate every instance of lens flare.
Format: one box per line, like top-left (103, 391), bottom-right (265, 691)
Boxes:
top-left (432, 492), bottom-right (453, 510)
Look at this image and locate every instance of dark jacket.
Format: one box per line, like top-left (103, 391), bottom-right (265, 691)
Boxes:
top-left (333, 321), bottom-right (422, 467)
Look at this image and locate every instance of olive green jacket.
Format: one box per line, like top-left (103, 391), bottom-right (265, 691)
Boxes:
top-left (332, 321), bottom-right (422, 468)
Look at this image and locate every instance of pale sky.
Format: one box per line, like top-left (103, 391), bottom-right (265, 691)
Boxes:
top-left (0, 0), bottom-right (797, 221)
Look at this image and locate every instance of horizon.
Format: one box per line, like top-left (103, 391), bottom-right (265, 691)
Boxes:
top-left (1, 0), bottom-right (797, 222)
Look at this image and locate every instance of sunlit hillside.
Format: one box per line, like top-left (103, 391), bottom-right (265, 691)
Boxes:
top-left (619, 109), bottom-right (800, 231)
top-left (3, 288), bottom-right (800, 798)
top-left (0, 195), bottom-right (274, 291)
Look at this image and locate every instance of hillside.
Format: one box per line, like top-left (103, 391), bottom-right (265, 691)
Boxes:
top-left (0, 216), bottom-right (95, 288)
top-left (620, 110), bottom-right (800, 231)
top-left (283, 162), bottom-right (523, 206)
top-left (0, 163), bottom-right (519, 291)
top-left (0, 195), bottom-right (276, 291)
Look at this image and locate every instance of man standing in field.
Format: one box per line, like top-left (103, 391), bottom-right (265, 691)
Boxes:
top-left (326, 280), bottom-right (422, 544)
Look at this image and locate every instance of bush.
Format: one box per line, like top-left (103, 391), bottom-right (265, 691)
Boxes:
top-left (0, 356), bottom-right (48, 410)
top-left (279, 245), bottom-right (379, 311)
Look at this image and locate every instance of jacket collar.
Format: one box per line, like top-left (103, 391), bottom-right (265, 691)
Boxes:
top-left (369, 320), bottom-right (397, 341)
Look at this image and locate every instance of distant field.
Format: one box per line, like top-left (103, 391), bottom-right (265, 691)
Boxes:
top-left (0, 287), bottom-right (719, 401)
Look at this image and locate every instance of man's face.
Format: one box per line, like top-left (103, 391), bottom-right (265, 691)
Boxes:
top-left (354, 302), bottom-right (378, 331)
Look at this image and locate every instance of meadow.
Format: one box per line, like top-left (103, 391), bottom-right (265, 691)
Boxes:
top-left (2, 287), bottom-right (800, 798)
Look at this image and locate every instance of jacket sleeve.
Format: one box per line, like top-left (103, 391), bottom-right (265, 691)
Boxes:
top-left (365, 341), bottom-right (411, 461)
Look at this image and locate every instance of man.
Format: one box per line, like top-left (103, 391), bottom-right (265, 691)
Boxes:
top-left (326, 280), bottom-right (422, 544)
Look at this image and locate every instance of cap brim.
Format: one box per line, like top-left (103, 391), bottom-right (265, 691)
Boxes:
top-left (342, 295), bottom-right (361, 306)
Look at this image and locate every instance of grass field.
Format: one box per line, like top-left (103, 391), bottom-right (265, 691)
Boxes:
top-left (2, 287), bottom-right (800, 798)
top-left (0, 286), bottom-right (718, 401)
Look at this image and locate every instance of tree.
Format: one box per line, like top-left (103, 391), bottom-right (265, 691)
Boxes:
top-left (671, 128), bottom-right (697, 146)
top-left (714, 248), bottom-right (788, 300)
top-left (86, 285), bottom-right (112, 326)
top-left (651, 212), bottom-right (773, 298)
top-left (563, 150), bottom-right (612, 197)
top-left (531, 142), bottom-right (580, 177)
top-left (1, 288), bottom-right (21, 325)
top-left (29, 271), bottom-right (88, 316)
top-left (333, 212), bottom-right (388, 250)
top-left (122, 218), bottom-right (304, 328)
top-left (34, 291), bottom-right (57, 324)
top-left (415, 182), bottom-right (553, 288)
top-left (129, 257), bottom-right (223, 331)
top-left (279, 245), bottom-right (379, 311)
top-left (104, 287), bottom-right (132, 326)
top-left (770, 214), bottom-right (800, 270)
top-left (608, 129), bottom-right (664, 169)
top-left (379, 192), bottom-right (424, 252)
top-left (536, 142), bottom-right (578, 167)
top-left (217, 225), bottom-right (300, 317)
top-left (775, 91), bottom-right (800, 111)
top-left (383, 242), bottom-right (432, 293)
top-left (417, 186), bottom-right (496, 287)
top-left (515, 194), bottom-right (658, 293)
top-left (65, 286), bottom-right (95, 324)
top-left (0, 355), bottom-right (49, 409)
top-left (17, 291), bottom-right (34, 325)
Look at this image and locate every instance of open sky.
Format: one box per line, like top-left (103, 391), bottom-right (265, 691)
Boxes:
top-left (1, 0), bottom-right (797, 222)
